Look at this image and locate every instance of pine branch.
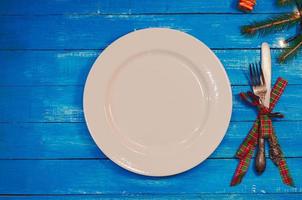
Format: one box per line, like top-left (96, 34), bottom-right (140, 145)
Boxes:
top-left (279, 34), bottom-right (302, 62)
top-left (296, 0), bottom-right (302, 13)
top-left (277, 0), bottom-right (295, 6)
top-left (241, 12), bottom-right (301, 36)
top-left (277, 0), bottom-right (302, 6)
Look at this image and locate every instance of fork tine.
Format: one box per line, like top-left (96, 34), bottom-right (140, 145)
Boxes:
top-left (257, 62), bottom-right (261, 85)
top-left (255, 63), bottom-right (260, 86)
top-left (259, 61), bottom-right (265, 85)
top-left (257, 62), bottom-right (262, 86)
top-left (252, 63), bottom-right (258, 86)
top-left (249, 63), bottom-right (255, 86)
top-left (249, 63), bottom-right (252, 85)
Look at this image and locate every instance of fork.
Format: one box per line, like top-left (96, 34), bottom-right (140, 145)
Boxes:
top-left (249, 62), bottom-right (267, 104)
top-left (249, 62), bottom-right (267, 174)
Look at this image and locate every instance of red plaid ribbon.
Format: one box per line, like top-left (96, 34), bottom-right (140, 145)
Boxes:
top-left (231, 77), bottom-right (294, 186)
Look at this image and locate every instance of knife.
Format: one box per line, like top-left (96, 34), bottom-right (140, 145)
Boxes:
top-left (255, 42), bottom-right (271, 174)
top-left (261, 42), bottom-right (271, 108)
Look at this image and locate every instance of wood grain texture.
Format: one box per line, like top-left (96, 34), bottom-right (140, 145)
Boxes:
top-left (0, 14), bottom-right (296, 50)
top-left (1, 0), bottom-right (301, 197)
top-left (1, 50), bottom-right (302, 86)
top-left (0, 0), bottom-right (293, 15)
top-left (0, 159), bottom-right (301, 194)
top-left (0, 121), bottom-right (301, 159)
top-left (0, 194), bottom-right (301, 200)
top-left (0, 85), bottom-right (299, 122)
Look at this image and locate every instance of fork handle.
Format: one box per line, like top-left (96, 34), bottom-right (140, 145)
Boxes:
top-left (255, 137), bottom-right (266, 174)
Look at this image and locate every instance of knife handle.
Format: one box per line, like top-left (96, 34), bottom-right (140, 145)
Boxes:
top-left (255, 137), bottom-right (266, 174)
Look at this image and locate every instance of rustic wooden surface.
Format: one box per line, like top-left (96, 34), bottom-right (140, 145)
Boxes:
top-left (1, 0), bottom-right (302, 199)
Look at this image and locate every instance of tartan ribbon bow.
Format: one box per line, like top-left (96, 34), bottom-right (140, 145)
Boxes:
top-left (231, 77), bottom-right (294, 186)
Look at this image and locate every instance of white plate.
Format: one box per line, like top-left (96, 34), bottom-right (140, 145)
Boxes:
top-left (84, 28), bottom-right (232, 176)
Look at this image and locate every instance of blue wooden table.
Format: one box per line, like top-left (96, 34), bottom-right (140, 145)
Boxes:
top-left (1, 0), bottom-right (302, 199)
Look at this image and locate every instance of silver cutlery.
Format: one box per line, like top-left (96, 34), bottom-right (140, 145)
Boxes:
top-left (249, 62), bottom-right (267, 103)
top-left (261, 43), bottom-right (271, 108)
top-left (249, 62), bottom-right (267, 173)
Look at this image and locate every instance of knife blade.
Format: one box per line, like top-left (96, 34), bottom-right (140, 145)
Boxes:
top-left (261, 42), bottom-right (271, 108)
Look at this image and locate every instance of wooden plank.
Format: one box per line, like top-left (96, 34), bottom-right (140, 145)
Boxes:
top-left (0, 123), bottom-right (102, 159)
top-left (0, 194), bottom-right (301, 200)
top-left (0, 0), bottom-right (293, 15)
top-left (0, 51), bottom-right (96, 86)
top-left (0, 121), bottom-right (300, 159)
top-left (0, 14), bottom-right (296, 50)
top-left (0, 85), bottom-right (299, 122)
top-left (1, 50), bottom-right (302, 86)
top-left (0, 158), bottom-right (301, 194)
top-left (0, 86), bottom-right (84, 122)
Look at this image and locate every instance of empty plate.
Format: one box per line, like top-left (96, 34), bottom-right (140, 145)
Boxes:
top-left (83, 28), bottom-right (232, 176)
